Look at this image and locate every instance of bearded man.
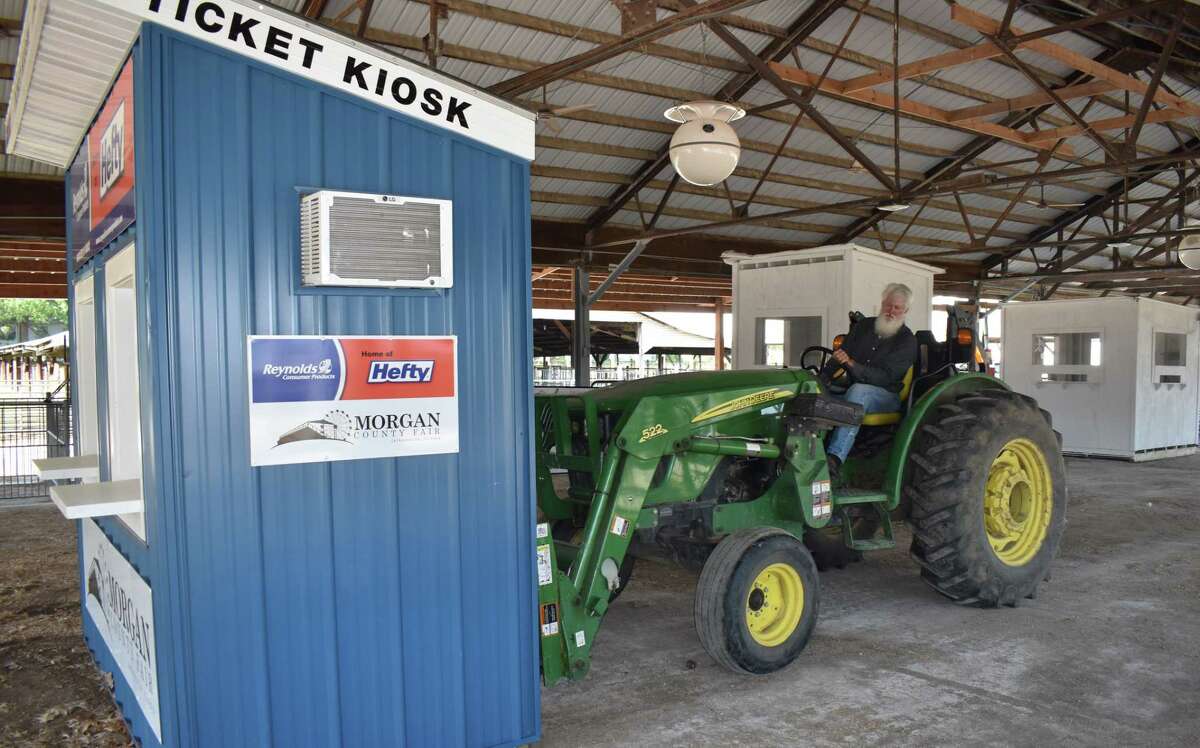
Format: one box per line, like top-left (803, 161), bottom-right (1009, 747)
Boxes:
top-left (821, 283), bottom-right (918, 476)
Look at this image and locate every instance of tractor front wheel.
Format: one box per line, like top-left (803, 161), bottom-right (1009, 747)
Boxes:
top-left (907, 389), bottom-right (1066, 606)
top-left (694, 529), bottom-right (819, 674)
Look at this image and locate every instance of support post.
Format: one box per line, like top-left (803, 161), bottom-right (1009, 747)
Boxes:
top-left (714, 301), bottom-right (725, 370)
top-left (573, 264), bottom-right (590, 388)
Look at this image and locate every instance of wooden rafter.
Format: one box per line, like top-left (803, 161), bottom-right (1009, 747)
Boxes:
top-left (950, 5), bottom-right (1200, 118)
top-left (300, 0), bottom-right (327, 19)
top-left (1025, 108), bottom-right (1190, 146)
top-left (946, 81), bottom-right (1117, 123)
top-left (766, 62), bottom-right (1075, 158)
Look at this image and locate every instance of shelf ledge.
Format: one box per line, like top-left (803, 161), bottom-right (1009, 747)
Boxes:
top-left (50, 479), bottom-right (143, 520)
top-left (33, 454), bottom-right (100, 481)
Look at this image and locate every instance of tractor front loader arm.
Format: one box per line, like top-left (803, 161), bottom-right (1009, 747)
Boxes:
top-left (537, 396), bottom-right (693, 685)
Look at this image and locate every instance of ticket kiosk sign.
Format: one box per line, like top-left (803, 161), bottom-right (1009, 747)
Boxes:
top-left (247, 336), bottom-right (459, 466)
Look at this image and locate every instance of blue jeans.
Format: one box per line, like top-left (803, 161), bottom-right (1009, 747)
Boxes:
top-left (826, 383), bottom-right (901, 462)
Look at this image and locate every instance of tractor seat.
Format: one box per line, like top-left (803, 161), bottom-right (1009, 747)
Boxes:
top-left (860, 365), bottom-right (914, 427)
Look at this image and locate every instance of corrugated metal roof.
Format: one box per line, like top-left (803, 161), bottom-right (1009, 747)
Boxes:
top-left (4, 0), bottom-right (139, 168)
top-left (5, 0), bottom-right (1196, 285)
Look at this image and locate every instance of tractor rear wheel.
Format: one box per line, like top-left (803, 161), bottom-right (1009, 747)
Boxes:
top-left (907, 389), bottom-right (1066, 607)
top-left (694, 529), bottom-right (819, 674)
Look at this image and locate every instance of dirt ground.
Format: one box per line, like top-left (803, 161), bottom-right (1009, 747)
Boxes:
top-left (0, 505), bottom-right (132, 747)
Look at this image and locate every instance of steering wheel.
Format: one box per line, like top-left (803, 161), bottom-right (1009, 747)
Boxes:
top-left (800, 345), bottom-right (835, 376)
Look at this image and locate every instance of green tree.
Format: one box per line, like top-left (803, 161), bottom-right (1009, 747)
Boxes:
top-left (0, 299), bottom-right (69, 343)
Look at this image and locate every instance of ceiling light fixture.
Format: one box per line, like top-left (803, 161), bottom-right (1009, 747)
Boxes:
top-left (877, 201), bottom-right (910, 212)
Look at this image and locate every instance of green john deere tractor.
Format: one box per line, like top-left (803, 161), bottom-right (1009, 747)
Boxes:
top-left (534, 308), bottom-right (1066, 684)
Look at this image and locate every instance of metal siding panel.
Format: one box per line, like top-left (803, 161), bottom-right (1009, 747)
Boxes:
top-left (144, 26), bottom-right (536, 748)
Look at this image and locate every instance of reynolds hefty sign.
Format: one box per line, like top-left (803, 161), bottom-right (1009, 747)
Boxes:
top-left (247, 336), bottom-right (458, 466)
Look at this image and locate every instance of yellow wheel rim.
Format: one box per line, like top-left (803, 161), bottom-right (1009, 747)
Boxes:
top-left (984, 438), bottom-right (1053, 566)
top-left (745, 563), bottom-right (804, 647)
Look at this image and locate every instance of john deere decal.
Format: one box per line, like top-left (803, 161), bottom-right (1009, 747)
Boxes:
top-left (247, 336), bottom-right (458, 466)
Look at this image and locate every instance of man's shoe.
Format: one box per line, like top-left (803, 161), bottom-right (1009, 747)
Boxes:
top-left (826, 454), bottom-right (842, 479)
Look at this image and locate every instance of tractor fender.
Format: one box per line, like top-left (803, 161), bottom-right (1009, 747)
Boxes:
top-left (882, 373), bottom-right (1009, 512)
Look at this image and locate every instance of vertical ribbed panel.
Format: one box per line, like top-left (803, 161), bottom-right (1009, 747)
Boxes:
top-left (135, 26), bottom-right (537, 748)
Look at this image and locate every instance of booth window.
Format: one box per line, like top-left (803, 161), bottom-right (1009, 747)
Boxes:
top-left (73, 276), bottom-right (99, 456)
top-left (1154, 332), bottom-right (1186, 367)
top-left (104, 245), bottom-right (147, 541)
top-left (1153, 331), bottom-right (1188, 386)
top-left (754, 317), bottom-right (822, 367)
top-left (1033, 332), bottom-right (1101, 383)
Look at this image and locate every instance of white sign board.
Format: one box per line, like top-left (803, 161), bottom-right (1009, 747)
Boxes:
top-left (82, 519), bottom-right (161, 740)
top-left (94, 0), bottom-right (536, 160)
top-left (247, 336), bottom-right (459, 466)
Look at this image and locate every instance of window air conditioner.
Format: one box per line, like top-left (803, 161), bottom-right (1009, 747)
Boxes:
top-left (300, 190), bottom-right (453, 288)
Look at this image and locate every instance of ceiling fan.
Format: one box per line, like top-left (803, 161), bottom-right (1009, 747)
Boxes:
top-left (1023, 184), bottom-right (1085, 210)
top-left (535, 88), bottom-right (597, 134)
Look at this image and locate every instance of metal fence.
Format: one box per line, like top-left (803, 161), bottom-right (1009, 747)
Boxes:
top-left (534, 366), bottom-right (701, 387)
top-left (0, 390), bottom-right (72, 500)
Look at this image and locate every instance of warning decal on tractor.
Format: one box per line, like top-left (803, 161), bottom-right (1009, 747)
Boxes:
top-left (537, 545), bottom-right (553, 587)
top-left (247, 336), bottom-right (458, 466)
top-left (540, 603), bottom-right (560, 637)
top-left (609, 515), bottom-right (629, 538)
top-left (811, 480), bottom-right (832, 518)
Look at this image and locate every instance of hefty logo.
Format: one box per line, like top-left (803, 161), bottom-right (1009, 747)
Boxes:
top-left (368, 360), bottom-right (434, 383)
top-left (99, 102), bottom-right (126, 198)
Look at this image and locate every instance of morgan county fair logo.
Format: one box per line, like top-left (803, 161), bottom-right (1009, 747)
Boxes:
top-left (262, 358), bottom-right (335, 381)
top-left (275, 409), bottom-right (443, 449)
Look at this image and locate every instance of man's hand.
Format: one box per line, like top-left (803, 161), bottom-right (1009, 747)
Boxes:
top-left (832, 349), bottom-right (854, 367)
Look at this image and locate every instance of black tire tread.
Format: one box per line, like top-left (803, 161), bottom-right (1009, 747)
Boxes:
top-left (907, 388), bottom-right (1067, 607)
top-left (694, 528), bottom-right (785, 674)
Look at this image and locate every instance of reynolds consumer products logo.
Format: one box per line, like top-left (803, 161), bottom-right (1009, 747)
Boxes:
top-left (262, 358), bottom-right (335, 381)
top-left (251, 338), bottom-right (343, 403)
top-left (367, 360), bottom-right (434, 383)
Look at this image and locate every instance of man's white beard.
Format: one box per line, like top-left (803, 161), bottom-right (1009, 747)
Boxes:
top-left (875, 314), bottom-right (904, 338)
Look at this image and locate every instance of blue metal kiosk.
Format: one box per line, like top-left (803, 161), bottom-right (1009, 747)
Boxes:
top-left (39, 2), bottom-right (539, 745)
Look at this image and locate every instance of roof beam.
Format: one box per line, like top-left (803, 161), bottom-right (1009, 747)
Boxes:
top-left (531, 165), bottom-right (1030, 239)
top-left (945, 81), bottom-right (1118, 122)
top-left (704, 21), bottom-right (898, 192)
top-left (1025, 108), bottom-right (1190, 146)
top-left (1017, 0), bottom-right (1200, 91)
top-left (829, 44), bottom-right (1132, 246)
top-left (985, 137), bottom-right (1199, 269)
top-left (950, 4), bottom-right (1200, 118)
top-left (487, 0), bottom-right (767, 97)
top-left (767, 62), bottom-right (1074, 158)
top-left (1055, 170), bottom-right (1200, 271)
top-left (0, 284), bottom-right (66, 299)
top-left (300, 0), bottom-right (327, 19)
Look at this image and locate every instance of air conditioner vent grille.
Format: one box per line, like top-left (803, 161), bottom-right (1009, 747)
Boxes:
top-left (299, 190), bottom-right (453, 288)
top-left (328, 196), bottom-right (443, 282)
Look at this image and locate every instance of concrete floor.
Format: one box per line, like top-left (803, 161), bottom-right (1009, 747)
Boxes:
top-left (540, 456), bottom-right (1200, 746)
